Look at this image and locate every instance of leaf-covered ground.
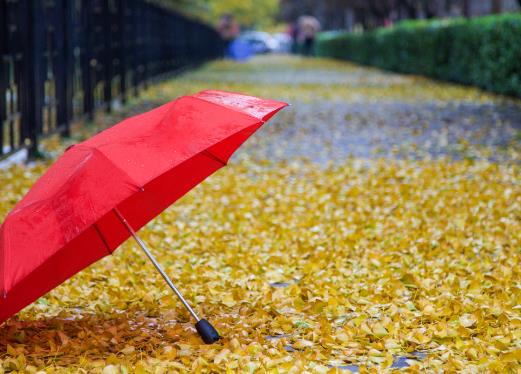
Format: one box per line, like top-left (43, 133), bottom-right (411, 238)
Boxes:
top-left (1, 56), bottom-right (520, 373)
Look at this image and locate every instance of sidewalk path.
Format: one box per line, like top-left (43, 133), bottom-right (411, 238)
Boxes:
top-left (150, 56), bottom-right (521, 165)
top-left (1, 56), bottom-right (520, 373)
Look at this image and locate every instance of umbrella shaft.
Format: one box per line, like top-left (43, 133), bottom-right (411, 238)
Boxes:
top-left (114, 209), bottom-right (201, 322)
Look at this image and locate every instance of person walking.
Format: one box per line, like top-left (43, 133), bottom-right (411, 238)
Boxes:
top-left (217, 14), bottom-right (240, 57)
top-left (298, 15), bottom-right (321, 57)
top-left (288, 21), bottom-right (300, 54)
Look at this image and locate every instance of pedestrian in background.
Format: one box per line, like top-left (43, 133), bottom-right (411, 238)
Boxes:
top-left (288, 20), bottom-right (300, 54)
top-left (217, 14), bottom-right (240, 57)
top-left (298, 15), bottom-right (320, 57)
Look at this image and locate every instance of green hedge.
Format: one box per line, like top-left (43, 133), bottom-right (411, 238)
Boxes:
top-left (316, 14), bottom-right (521, 97)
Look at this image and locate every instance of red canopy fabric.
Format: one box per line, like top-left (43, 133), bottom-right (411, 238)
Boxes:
top-left (0, 90), bottom-right (287, 324)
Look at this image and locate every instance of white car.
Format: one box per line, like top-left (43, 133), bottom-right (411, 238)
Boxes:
top-left (273, 33), bottom-right (292, 53)
top-left (238, 31), bottom-right (279, 54)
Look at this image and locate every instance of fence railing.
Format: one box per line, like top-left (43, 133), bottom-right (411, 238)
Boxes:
top-left (0, 0), bottom-right (223, 160)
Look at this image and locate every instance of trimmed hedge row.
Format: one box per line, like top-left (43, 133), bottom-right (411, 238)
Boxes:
top-left (316, 14), bottom-right (521, 97)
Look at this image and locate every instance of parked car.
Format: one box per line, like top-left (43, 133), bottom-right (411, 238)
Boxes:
top-left (272, 33), bottom-right (292, 53)
top-left (237, 31), bottom-right (279, 54)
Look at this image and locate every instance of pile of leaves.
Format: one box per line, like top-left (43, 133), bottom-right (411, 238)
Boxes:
top-left (1, 56), bottom-right (520, 373)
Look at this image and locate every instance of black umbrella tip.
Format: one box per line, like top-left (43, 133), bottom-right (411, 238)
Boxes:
top-left (195, 319), bottom-right (221, 344)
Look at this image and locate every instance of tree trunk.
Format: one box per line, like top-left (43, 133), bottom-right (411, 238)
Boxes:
top-left (491, 0), bottom-right (502, 13)
top-left (462, 0), bottom-right (470, 17)
top-left (421, 0), bottom-right (436, 18)
top-left (367, 0), bottom-right (389, 27)
top-left (398, 0), bottom-right (418, 19)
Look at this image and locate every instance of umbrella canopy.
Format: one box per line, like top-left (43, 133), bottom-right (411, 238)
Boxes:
top-left (0, 90), bottom-right (287, 325)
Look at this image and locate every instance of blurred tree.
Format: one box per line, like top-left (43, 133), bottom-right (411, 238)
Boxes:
top-left (208, 0), bottom-right (279, 28)
top-left (154, 0), bottom-right (279, 28)
top-left (149, 0), bottom-right (208, 19)
top-left (279, 0), bottom-right (518, 30)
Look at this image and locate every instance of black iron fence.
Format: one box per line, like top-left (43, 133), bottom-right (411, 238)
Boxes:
top-left (0, 0), bottom-right (223, 160)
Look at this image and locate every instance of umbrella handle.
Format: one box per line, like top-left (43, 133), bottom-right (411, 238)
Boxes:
top-left (114, 208), bottom-right (221, 344)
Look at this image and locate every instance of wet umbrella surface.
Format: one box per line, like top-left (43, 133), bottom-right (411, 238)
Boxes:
top-left (0, 90), bottom-right (288, 343)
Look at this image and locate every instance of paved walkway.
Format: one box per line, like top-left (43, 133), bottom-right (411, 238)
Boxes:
top-left (4, 56), bottom-right (520, 168)
top-left (161, 55), bottom-right (521, 165)
top-left (1, 55), bottom-right (520, 373)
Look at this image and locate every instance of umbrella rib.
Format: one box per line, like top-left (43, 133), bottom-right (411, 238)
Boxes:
top-left (203, 150), bottom-right (227, 166)
top-left (93, 223), bottom-right (112, 255)
top-left (190, 95), bottom-right (262, 122)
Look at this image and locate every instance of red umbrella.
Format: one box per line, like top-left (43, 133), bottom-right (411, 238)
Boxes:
top-left (0, 90), bottom-right (287, 343)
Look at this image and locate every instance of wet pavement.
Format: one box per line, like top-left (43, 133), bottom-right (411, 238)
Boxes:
top-left (249, 100), bottom-right (521, 164)
top-left (172, 55), bottom-right (521, 165)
